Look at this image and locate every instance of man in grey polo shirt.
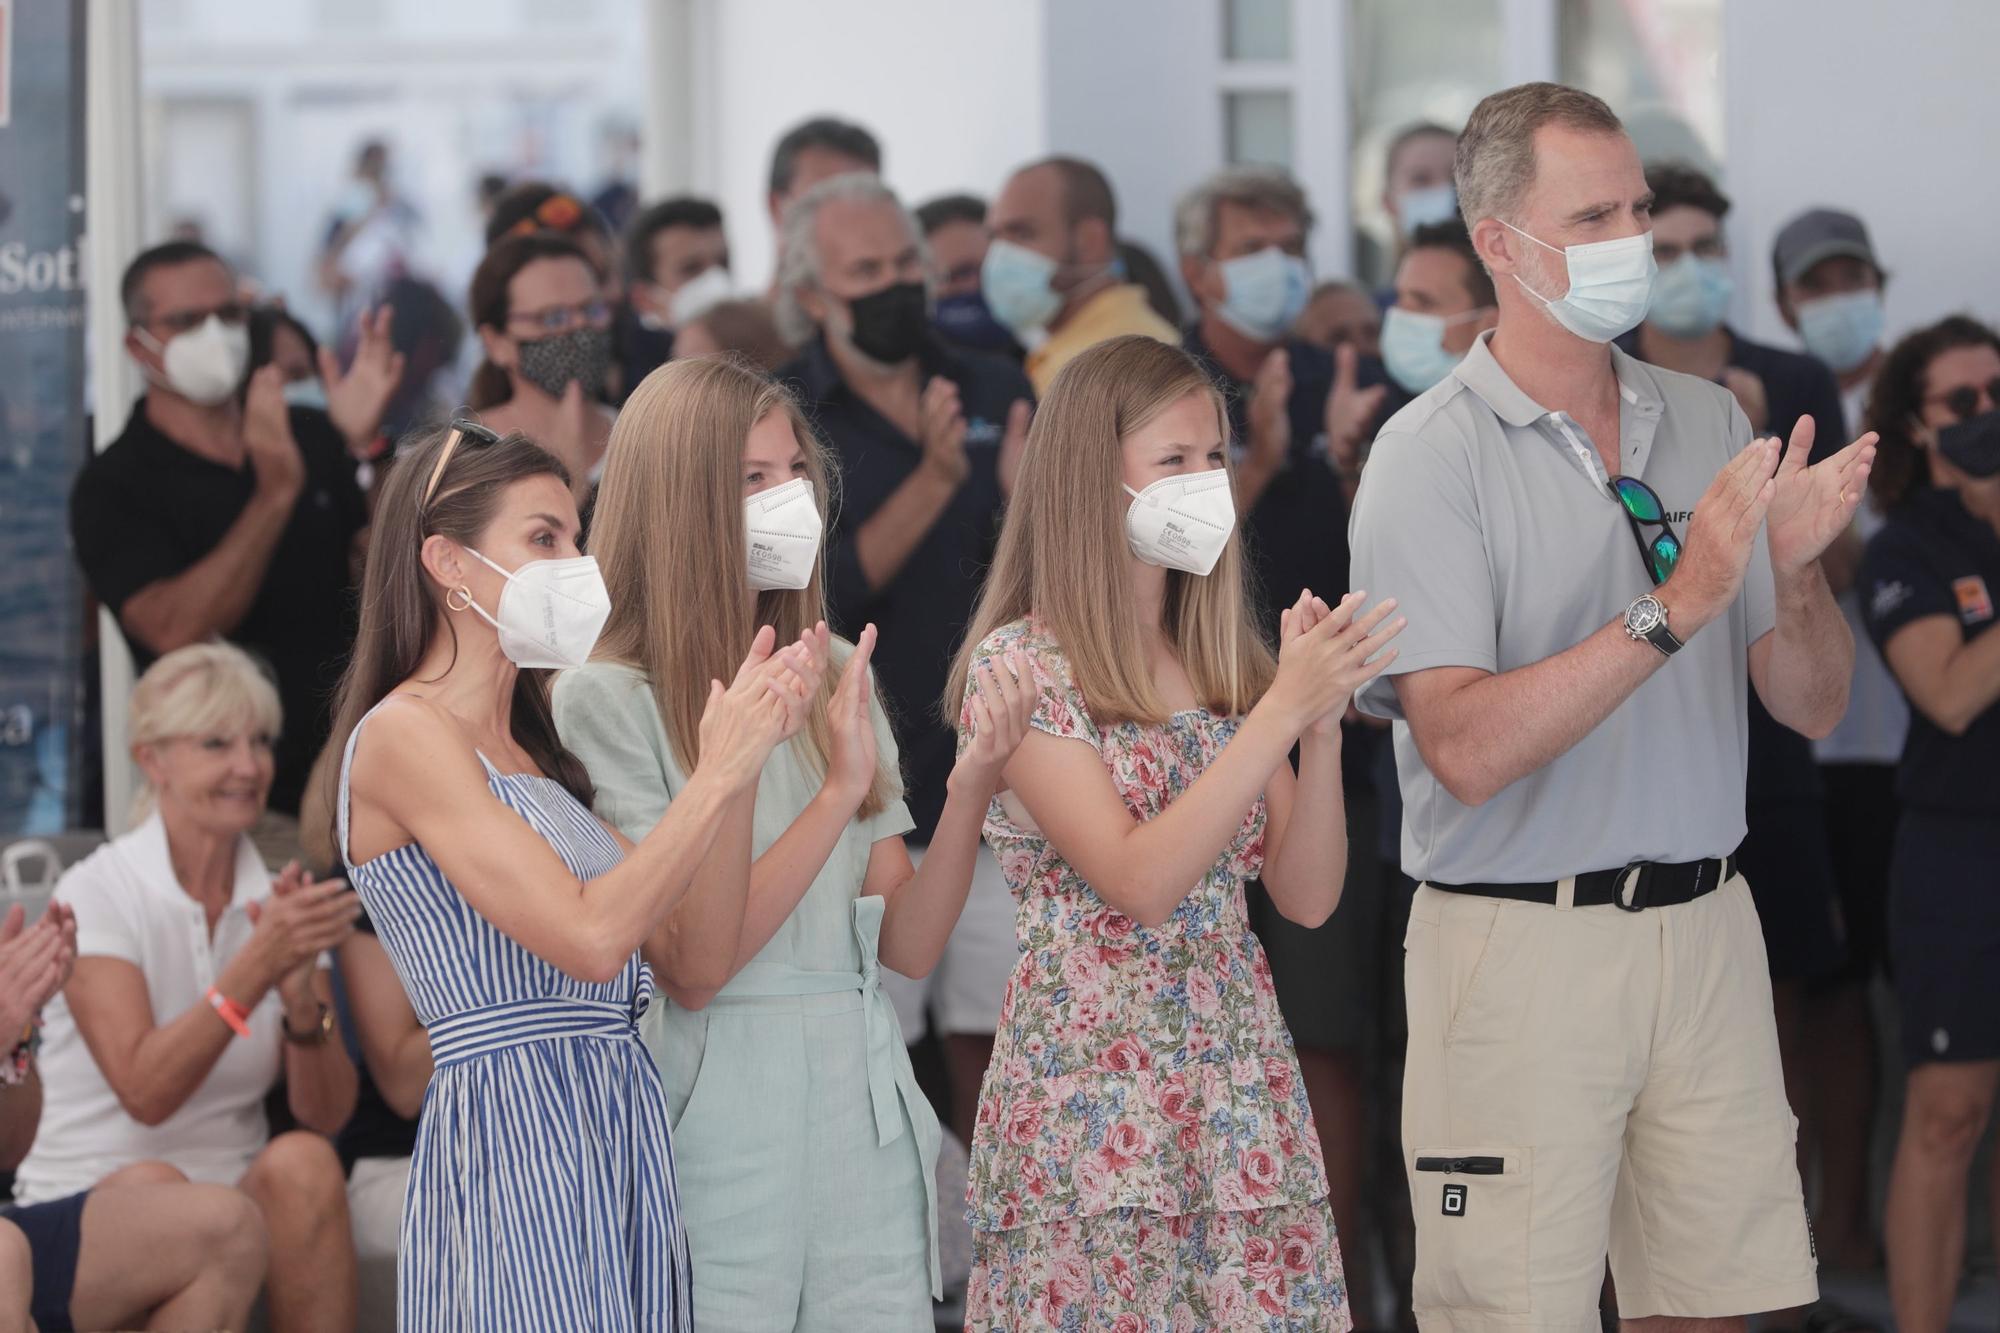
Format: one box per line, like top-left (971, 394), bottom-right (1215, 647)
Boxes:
top-left (1350, 83), bottom-right (1875, 1331)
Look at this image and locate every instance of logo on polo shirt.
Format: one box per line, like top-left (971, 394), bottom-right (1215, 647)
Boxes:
top-left (1663, 510), bottom-right (1694, 524)
top-left (1953, 576), bottom-right (1994, 624)
top-left (1871, 579), bottom-right (1913, 620)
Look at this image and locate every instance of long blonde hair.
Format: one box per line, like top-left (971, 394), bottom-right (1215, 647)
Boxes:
top-left (590, 356), bottom-right (896, 817)
top-left (948, 335), bottom-right (1276, 726)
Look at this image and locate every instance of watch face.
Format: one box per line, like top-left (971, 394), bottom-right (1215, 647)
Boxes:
top-left (1629, 597), bottom-right (1664, 635)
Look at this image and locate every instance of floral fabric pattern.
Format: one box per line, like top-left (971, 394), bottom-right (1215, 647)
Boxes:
top-left (960, 619), bottom-right (1347, 1330)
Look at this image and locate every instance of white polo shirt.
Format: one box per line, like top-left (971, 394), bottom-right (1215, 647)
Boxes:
top-left (13, 814), bottom-right (289, 1203)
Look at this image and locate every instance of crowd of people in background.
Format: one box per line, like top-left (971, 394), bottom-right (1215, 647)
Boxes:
top-left (0, 80), bottom-right (1992, 1333)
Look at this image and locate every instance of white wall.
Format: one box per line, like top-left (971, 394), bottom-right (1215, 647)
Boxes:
top-left (694, 0), bottom-right (1048, 288)
top-left (1723, 0), bottom-right (2000, 352)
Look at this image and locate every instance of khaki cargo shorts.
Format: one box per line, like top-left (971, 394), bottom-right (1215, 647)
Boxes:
top-left (1401, 877), bottom-right (1818, 1330)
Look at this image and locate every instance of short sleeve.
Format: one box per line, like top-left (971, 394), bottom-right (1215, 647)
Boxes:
top-left (1347, 422), bottom-right (1499, 720)
top-left (1725, 397), bottom-right (1779, 646)
top-left (861, 677), bottom-right (916, 845)
top-left (54, 859), bottom-right (142, 966)
top-left (551, 664), bottom-right (681, 844)
top-left (959, 626), bottom-right (1098, 751)
top-left (68, 461), bottom-right (186, 618)
top-left (1859, 522), bottom-right (1956, 651)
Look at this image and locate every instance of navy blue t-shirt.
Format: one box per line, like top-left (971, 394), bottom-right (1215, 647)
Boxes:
top-left (779, 335), bottom-right (1033, 842)
top-left (1861, 486), bottom-right (2000, 816)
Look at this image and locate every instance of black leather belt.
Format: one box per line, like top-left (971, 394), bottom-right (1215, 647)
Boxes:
top-left (1427, 851), bottom-right (1738, 912)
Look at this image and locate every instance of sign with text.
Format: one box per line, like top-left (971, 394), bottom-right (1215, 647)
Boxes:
top-left (0, 0), bottom-right (88, 834)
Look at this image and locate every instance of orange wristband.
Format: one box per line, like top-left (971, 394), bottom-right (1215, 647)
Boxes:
top-left (205, 986), bottom-right (251, 1039)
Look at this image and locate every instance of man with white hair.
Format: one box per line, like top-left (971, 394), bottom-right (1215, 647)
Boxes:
top-left (1349, 82), bottom-right (1874, 1329)
top-left (776, 175), bottom-right (1031, 1141)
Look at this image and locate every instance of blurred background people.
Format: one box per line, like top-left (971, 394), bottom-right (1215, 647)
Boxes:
top-left (1859, 315), bottom-right (2000, 1333)
top-left (985, 155), bottom-right (1177, 391)
top-left (915, 193), bottom-right (1020, 360)
top-left (464, 233), bottom-right (618, 505)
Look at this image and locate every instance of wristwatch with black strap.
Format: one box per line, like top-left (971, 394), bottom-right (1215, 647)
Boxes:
top-left (283, 1004), bottom-right (335, 1047)
top-left (1623, 592), bottom-right (1683, 658)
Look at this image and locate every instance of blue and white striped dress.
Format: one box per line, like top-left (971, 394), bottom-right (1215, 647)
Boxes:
top-left (338, 709), bottom-right (692, 1331)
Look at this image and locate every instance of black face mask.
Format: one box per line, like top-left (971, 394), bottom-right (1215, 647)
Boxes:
top-left (1939, 409), bottom-right (2000, 480)
top-left (844, 282), bottom-right (929, 365)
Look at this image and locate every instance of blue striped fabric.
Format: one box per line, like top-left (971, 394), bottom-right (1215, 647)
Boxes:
top-left (338, 709), bottom-right (691, 1331)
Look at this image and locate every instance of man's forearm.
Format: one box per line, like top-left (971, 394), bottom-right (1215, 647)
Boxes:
top-left (120, 485), bottom-right (296, 652)
top-left (854, 463), bottom-right (958, 591)
top-left (1760, 564), bottom-right (1853, 737)
top-left (1402, 618), bottom-right (1667, 807)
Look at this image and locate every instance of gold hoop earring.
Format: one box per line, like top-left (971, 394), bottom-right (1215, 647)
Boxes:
top-left (446, 586), bottom-right (474, 612)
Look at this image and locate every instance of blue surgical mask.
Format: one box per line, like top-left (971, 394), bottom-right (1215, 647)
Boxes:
top-left (980, 238), bottom-right (1063, 338)
top-left (1647, 255), bottom-right (1733, 338)
top-left (1380, 305), bottom-right (1486, 393)
top-left (933, 291), bottom-right (1018, 354)
top-left (1501, 221), bottom-right (1657, 344)
top-left (282, 377), bottom-right (329, 412)
top-left (1796, 290), bottom-right (1884, 374)
top-left (1396, 184), bottom-right (1459, 238)
top-left (1217, 246), bottom-right (1312, 342)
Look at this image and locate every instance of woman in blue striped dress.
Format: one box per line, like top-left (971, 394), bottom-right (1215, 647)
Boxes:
top-left (323, 421), bottom-right (817, 1330)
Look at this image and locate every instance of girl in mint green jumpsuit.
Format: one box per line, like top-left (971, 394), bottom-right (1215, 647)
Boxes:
top-left (551, 358), bottom-right (1028, 1331)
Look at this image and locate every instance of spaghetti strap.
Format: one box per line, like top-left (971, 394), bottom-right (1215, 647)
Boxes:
top-left (342, 704), bottom-right (690, 1330)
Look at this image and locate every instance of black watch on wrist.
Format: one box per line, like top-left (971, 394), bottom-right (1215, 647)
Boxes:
top-left (283, 1005), bottom-right (334, 1047)
top-left (1624, 593), bottom-right (1683, 657)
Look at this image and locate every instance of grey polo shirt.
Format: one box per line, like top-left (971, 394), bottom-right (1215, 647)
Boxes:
top-left (1349, 329), bottom-right (1776, 883)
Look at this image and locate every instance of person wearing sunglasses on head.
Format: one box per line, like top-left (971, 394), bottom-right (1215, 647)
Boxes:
top-left (465, 233), bottom-right (618, 512)
top-left (68, 242), bottom-right (377, 844)
top-left (1854, 316), bottom-right (2000, 1333)
top-left (1349, 83), bottom-right (1876, 1330)
top-left (325, 417), bottom-right (819, 1331)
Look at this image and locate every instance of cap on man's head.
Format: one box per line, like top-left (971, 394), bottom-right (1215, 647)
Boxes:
top-left (1772, 208), bottom-right (1879, 288)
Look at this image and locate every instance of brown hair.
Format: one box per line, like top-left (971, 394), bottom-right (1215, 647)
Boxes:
top-left (319, 425), bottom-right (592, 855)
top-left (1455, 82), bottom-right (1623, 226)
top-left (1865, 314), bottom-right (2000, 506)
top-left (684, 299), bottom-right (790, 373)
top-left (589, 357), bottom-right (896, 817)
top-left (947, 335), bottom-right (1276, 726)
top-left (466, 233), bottom-right (597, 410)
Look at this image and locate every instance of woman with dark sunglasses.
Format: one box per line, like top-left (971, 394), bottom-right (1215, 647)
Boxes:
top-left (1858, 315), bottom-right (2000, 1333)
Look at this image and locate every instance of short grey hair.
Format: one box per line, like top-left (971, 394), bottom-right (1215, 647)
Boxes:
top-left (774, 173), bottom-right (927, 346)
top-left (1454, 82), bottom-right (1624, 227)
top-left (1173, 167), bottom-right (1315, 258)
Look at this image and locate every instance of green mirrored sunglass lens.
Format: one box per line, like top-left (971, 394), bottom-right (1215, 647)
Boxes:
top-left (1616, 479), bottom-right (1663, 522)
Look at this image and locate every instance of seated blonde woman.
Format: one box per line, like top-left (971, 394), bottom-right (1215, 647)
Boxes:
top-left (14, 642), bottom-right (362, 1332)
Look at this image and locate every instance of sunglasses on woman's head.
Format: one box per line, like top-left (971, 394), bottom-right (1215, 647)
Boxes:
top-left (421, 418), bottom-right (502, 511)
top-left (1611, 476), bottom-right (1682, 587)
top-left (1926, 377), bottom-right (2000, 423)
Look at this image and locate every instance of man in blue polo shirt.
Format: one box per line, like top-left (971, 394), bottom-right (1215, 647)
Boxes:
top-left (774, 173), bottom-right (1031, 1147)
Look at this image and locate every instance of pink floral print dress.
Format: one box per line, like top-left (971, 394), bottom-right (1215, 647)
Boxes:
top-left (961, 619), bottom-right (1350, 1333)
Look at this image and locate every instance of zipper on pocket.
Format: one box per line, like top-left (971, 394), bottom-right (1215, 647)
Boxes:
top-left (1414, 1155), bottom-right (1505, 1175)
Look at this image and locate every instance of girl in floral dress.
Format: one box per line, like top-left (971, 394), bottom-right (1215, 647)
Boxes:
top-left (948, 336), bottom-right (1406, 1332)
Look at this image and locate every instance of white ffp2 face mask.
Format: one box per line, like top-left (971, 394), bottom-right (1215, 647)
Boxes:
top-left (134, 314), bottom-right (251, 407)
top-left (1123, 469), bottom-right (1236, 576)
top-left (461, 549), bottom-right (611, 670)
top-left (744, 477), bottom-right (823, 591)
